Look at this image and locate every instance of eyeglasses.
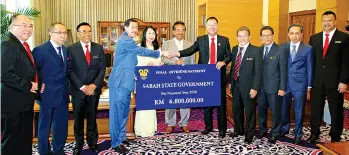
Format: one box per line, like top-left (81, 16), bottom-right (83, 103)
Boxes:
top-left (51, 31), bottom-right (68, 35)
top-left (12, 24), bottom-right (33, 29)
top-left (261, 35), bottom-right (273, 38)
top-left (78, 30), bottom-right (92, 34)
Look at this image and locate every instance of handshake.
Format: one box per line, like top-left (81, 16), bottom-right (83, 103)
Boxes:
top-left (161, 51), bottom-right (180, 59)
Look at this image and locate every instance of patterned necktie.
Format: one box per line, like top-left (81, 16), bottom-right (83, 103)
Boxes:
top-left (23, 42), bottom-right (38, 82)
top-left (234, 47), bottom-right (244, 80)
top-left (85, 44), bottom-right (91, 65)
top-left (291, 45), bottom-right (296, 61)
top-left (210, 38), bottom-right (216, 64)
top-left (264, 46), bottom-right (269, 60)
top-left (57, 47), bottom-right (64, 63)
top-left (323, 33), bottom-right (329, 58)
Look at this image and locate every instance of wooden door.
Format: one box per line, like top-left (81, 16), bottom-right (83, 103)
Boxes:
top-left (289, 10), bottom-right (316, 44)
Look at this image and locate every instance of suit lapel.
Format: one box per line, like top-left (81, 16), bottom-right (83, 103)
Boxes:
top-left (89, 43), bottom-right (98, 68)
top-left (286, 43), bottom-right (292, 67)
top-left (265, 44), bottom-right (277, 63)
top-left (10, 33), bottom-right (36, 70)
top-left (217, 35), bottom-right (222, 57)
top-left (47, 41), bottom-right (63, 64)
top-left (293, 42), bottom-right (304, 62)
top-left (77, 43), bottom-right (89, 66)
top-left (203, 35), bottom-right (209, 63)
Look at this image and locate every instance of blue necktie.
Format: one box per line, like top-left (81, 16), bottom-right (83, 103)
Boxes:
top-left (291, 45), bottom-right (296, 61)
top-left (264, 46), bottom-right (269, 60)
top-left (57, 47), bottom-right (64, 63)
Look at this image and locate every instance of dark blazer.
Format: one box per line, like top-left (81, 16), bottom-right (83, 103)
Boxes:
top-left (33, 41), bottom-right (69, 108)
top-left (1, 32), bottom-right (37, 112)
top-left (281, 42), bottom-right (313, 92)
top-left (260, 43), bottom-right (287, 94)
top-left (68, 42), bottom-right (106, 95)
top-left (309, 29), bottom-right (349, 88)
top-left (179, 34), bottom-right (232, 87)
top-left (230, 44), bottom-right (262, 98)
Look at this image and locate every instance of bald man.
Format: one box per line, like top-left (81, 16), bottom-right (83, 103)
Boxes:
top-left (1, 14), bottom-right (39, 155)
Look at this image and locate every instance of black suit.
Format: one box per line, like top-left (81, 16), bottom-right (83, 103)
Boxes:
top-left (258, 43), bottom-right (287, 137)
top-left (309, 29), bottom-right (349, 141)
top-left (1, 32), bottom-right (37, 155)
top-left (68, 42), bottom-right (106, 148)
top-left (230, 44), bottom-right (262, 140)
top-left (179, 34), bottom-right (231, 132)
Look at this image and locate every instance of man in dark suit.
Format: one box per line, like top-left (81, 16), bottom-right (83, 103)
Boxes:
top-left (308, 11), bottom-right (349, 143)
top-left (230, 26), bottom-right (263, 144)
top-left (173, 17), bottom-right (232, 138)
top-left (257, 26), bottom-right (287, 144)
top-left (1, 14), bottom-right (39, 155)
top-left (33, 22), bottom-right (69, 155)
top-left (68, 22), bottom-right (106, 155)
top-left (280, 24), bottom-right (313, 145)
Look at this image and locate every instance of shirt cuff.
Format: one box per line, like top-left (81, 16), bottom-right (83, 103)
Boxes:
top-left (80, 85), bottom-right (86, 90)
top-left (308, 87), bottom-right (312, 89)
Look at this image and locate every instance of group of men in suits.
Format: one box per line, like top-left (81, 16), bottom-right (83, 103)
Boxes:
top-left (171, 11), bottom-right (348, 145)
top-left (1, 14), bottom-right (106, 155)
top-left (1, 10), bottom-right (348, 155)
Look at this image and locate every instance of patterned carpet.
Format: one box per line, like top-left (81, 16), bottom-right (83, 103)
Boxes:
top-left (32, 108), bottom-right (349, 154)
top-left (32, 127), bottom-right (349, 154)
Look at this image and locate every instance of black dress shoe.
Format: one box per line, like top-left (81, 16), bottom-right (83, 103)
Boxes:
top-left (230, 132), bottom-right (244, 138)
top-left (268, 136), bottom-right (278, 144)
top-left (306, 134), bottom-right (318, 144)
top-left (244, 138), bottom-right (252, 144)
top-left (257, 132), bottom-right (267, 139)
top-left (293, 137), bottom-right (302, 145)
top-left (279, 131), bottom-right (287, 137)
top-left (88, 144), bottom-right (99, 152)
top-left (218, 131), bottom-right (226, 138)
top-left (72, 147), bottom-right (81, 155)
top-left (201, 129), bottom-right (211, 135)
top-left (122, 139), bottom-right (135, 146)
top-left (113, 145), bottom-right (129, 154)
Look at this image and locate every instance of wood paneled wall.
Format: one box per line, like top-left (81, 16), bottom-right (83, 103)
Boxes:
top-left (33, 0), bottom-right (197, 46)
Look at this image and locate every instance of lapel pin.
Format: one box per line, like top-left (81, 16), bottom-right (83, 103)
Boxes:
top-left (218, 43), bottom-right (221, 46)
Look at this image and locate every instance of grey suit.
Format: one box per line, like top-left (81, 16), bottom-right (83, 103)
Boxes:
top-left (161, 38), bottom-right (195, 127)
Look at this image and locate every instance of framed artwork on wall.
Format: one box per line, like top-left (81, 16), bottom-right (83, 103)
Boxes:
top-left (64, 29), bottom-right (73, 47)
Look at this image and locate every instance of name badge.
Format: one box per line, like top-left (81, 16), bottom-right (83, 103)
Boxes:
top-left (246, 58), bottom-right (254, 60)
top-left (93, 56), bottom-right (99, 59)
top-left (335, 41), bottom-right (341, 43)
top-left (270, 56), bottom-right (276, 60)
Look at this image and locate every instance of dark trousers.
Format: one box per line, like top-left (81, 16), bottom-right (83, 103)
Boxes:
top-left (1, 110), bottom-right (33, 155)
top-left (204, 87), bottom-right (227, 132)
top-left (233, 80), bottom-right (256, 140)
top-left (281, 90), bottom-right (307, 138)
top-left (72, 93), bottom-right (99, 148)
top-left (310, 84), bottom-right (344, 141)
top-left (38, 103), bottom-right (68, 155)
top-left (258, 88), bottom-right (281, 137)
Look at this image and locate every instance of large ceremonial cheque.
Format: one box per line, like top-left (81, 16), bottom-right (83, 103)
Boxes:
top-left (135, 64), bottom-right (221, 110)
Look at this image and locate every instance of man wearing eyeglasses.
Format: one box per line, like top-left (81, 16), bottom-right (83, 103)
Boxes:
top-left (1, 14), bottom-right (39, 155)
top-left (33, 22), bottom-right (69, 155)
top-left (257, 26), bottom-right (287, 144)
top-left (68, 22), bottom-right (106, 155)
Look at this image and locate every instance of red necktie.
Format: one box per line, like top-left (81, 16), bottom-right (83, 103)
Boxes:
top-left (23, 42), bottom-right (38, 82)
top-left (234, 47), bottom-right (244, 80)
top-left (210, 38), bottom-right (216, 64)
top-left (85, 45), bottom-right (91, 65)
top-left (323, 34), bottom-right (329, 58)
